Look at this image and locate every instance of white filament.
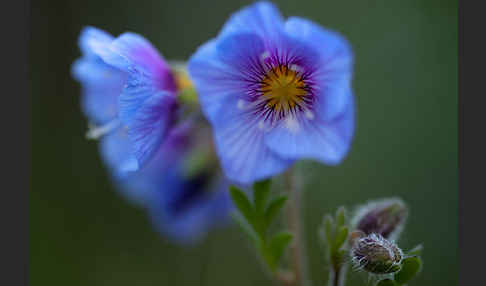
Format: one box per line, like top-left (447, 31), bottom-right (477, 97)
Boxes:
top-left (85, 119), bottom-right (120, 140)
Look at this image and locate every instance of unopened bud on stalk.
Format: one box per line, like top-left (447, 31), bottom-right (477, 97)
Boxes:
top-left (351, 233), bottom-right (403, 274)
top-left (351, 198), bottom-right (408, 240)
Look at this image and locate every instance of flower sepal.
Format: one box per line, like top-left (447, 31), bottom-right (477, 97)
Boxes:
top-left (374, 255), bottom-right (423, 286)
top-left (376, 279), bottom-right (397, 286)
top-left (393, 256), bottom-right (422, 285)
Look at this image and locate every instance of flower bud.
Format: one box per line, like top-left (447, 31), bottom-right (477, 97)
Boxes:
top-left (351, 233), bottom-right (403, 274)
top-left (351, 198), bottom-right (408, 240)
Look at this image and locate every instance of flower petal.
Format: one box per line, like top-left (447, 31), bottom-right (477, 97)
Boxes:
top-left (78, 26), bottom-right (114, 57)
top-left (99, 32), bottom-right (176, 92)
top-left (72, 58), bottom-right (126, 124)
top-left (220, 1), bottom-right (284, 42)
top-left (285, 17), bottom-right (353, 66)
top-left (99, 127), bottom-right (139, 178)
top-left (264, 94), bottom-right (355, 164)
top-left (147, 170), bottom-right (233, 244)
top-left (211, 97), bottom-right (294, 184)
top-left (114, 121), bottom-right (196, 208)
top-left (188, 33), bottom-right (265, 124)
top-left (119, 90), bottom-right (177, 167)
top-left (217, 33), bottom-right (266, 74)
top-left (285, 17), bottom-right (354, 121)
top-left (187, 39), bottom-right (236, 124)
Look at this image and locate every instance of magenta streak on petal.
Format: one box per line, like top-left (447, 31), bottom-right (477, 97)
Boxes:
top-left (131, 46), bottom-right (177, 93)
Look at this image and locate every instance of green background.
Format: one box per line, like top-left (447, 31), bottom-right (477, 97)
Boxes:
top-left (30, 0), bottom-right (457, 285)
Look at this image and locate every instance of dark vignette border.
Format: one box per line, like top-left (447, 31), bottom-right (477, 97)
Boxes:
top-left (459, 0), bottom-right (483, 285)
top-left (1, 0), bottom-right (29, 285)
top-left (2, 0), bottom-right (29, 284)
top-left (458, 0), bottom-right (462, 284)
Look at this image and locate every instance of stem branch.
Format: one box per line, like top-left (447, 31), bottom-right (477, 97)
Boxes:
top-left (328, 260), bottom-right (347, 286)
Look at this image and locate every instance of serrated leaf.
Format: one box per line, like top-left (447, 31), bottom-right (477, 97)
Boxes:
top-left (253, 179), bottom-right (272, 214)
top-left (229, 186), bottom-right (255, 226)
top-left (376, 279), bottom-right (397, 286)
top-left (323, 215), bottom-right (334, 244)
top-left (333, 226), bottom-right (348, 250)
top-left (231, 213), bottom-right (260, 244)
top-left (406, 244), bottom-right (424, 257)
top-left (336, 206), bottom-right (347, 227)
top-left (394, 256), bottom-right (422, 284)
top-left (264, 195), bottom-right (288, 226)
top-left (267, 232), bottom-right (293, 271)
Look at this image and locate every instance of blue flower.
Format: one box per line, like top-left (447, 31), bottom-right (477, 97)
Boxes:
top-left (72, 26), bottom-right (178, 176)
top-left (112, 121), bottom-right (234, 244)
top-left (72, 27), bottom-right (127, 125)
top-left (147, 166), bottom-right (233, 244)
top-left (188, 1), bottom-right (355, 184)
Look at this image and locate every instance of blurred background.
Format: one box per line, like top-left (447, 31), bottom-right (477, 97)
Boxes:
top-left (30, 0), bottom-right (457, 285)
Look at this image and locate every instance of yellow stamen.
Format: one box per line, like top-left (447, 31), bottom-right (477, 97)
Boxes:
top-left (175, 70), bottom-right (194, 91)
top-left (172, 66), bottom-right (198, 105)
top-left (260, 65), bottom-right (307, 113)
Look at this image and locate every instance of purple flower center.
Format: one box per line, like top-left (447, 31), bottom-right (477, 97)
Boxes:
top-left (242, 51), bottom-right (316, 126)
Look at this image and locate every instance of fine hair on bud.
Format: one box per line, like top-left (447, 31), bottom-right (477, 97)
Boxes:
top-left (351, 233), bottom-right (403, 274)
top-left (350, 197), bottom-right (408, 241)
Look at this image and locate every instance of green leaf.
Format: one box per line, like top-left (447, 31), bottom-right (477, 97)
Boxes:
top-left (229, 186), bottom-right (255, 226)
top-left (406, 244), bottom-right (424, 257)
top-left (323, 215), bottom-right (334, 245)
top-left (333, 226), bottom-right (349, 250)
top-left (253, 179), bottom-right (272, 214)
top-left (231, 213), bottom-right (260, 244)
top-left (264, 195), bottom-right (288, 226)
top-left (394, 256), bottom-right (422, 285)
top-left (336, 206), bottom-right (347, 227)
top-left (376, 279), bottom-right (397, 286)
top-left (267, 232), bottom-right (293, 271)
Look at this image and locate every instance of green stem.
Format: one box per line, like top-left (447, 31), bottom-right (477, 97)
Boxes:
top-left (284, 167), bottom-right (310, 286)
top-left (328, 263), bottom-right (347, 286)
top-left (275, 269), bottom-right (295, 286)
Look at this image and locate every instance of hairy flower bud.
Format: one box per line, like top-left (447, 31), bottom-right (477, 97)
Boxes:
top-left (351, 233), bottom-right (403, 274)
top-left (351, 198), bottom-right (408, 240)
